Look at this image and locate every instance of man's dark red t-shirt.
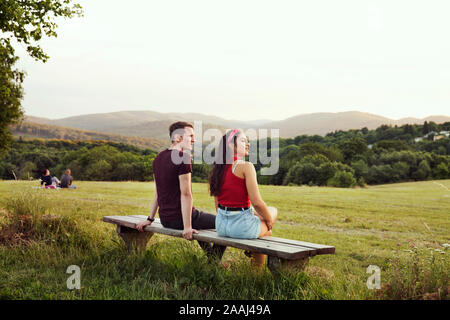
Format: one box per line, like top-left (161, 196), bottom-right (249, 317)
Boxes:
top-left (153, 149), bottom-right (195, 222)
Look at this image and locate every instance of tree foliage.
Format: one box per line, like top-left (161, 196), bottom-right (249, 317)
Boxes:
top-left (259, 122), bottom-right (450, 187)
top-left (0, 41), bottom-right (23, 156)
top-left (0, 0), bottom-right (83, 62)
top-left (0, 0), bottom-right (82, 156)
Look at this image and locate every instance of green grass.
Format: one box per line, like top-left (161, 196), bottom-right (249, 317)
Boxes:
top-left (0, 179), bottom-right (448, 299)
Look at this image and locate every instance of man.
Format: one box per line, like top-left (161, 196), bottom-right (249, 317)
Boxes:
top-left (60, 169), bottom-right (76, 189)
top-left (136, 122), bottom-right (219, 246)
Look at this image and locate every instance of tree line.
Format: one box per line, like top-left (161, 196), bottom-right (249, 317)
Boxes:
top-left (1, 122), bottom-right (449, 187)
top-left (10, 121), bottom-right (166, 151)
top-left (0, 139), bottom-right (157, 182)
top-left (257, 121), bottom-right (450, 187)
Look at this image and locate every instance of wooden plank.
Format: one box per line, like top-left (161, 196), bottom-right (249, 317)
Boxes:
top-left (197, 229), bottom-right (319, 258)
top-left (103, 215), bottom-right (333, 260)
top-left (126, 215), bottom-right (332, 254)
top-left (192, 234), bottom-right (314, 260)
top-left (259, 236), bottom-right (335, 255)
top-left (103, 215), bottom-right (315, 259)
top-left (103, 216), bottom-right (141, 228)
top-left (129, 215), bottom-right (318, 255)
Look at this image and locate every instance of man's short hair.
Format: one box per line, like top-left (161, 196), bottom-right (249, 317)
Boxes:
top-left (169, 121), bottom-right (194, 142)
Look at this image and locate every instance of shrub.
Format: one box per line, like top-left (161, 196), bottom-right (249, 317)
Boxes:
top-left (412, 160), bottom-right (431, 180)
top-left (327, 171), bottom-right (356, 188)
top-left (376, 246), bottom-right (449, 300)
top-left (0, 191), bottom-right (108, 251)
top-left (351, 159), bottom-right (369, 179)
top-left (357, 177), bottom-right (366, 187)
top-left (433, 162), bottom-right (449, 179)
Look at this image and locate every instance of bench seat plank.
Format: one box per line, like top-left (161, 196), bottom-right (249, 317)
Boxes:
top-left (197, 229), bottom-right (319, 259)
top-left (103, 215), bottom-right (334, 260)
top-left (127, 216), bottom-right (333, 254)
top-left (259, 236), bottom-right (335, 255)
top-left (127, 216), bottom-right (325, 257)
top-left (104, 216), bottom-right (314, 260)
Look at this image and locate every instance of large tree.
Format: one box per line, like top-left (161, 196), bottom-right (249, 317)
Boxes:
top-left (0, 0), bottom-right (82, 156)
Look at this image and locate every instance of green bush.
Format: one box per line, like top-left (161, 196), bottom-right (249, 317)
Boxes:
top-left (412, 160), bottom-right (431, 180)
top-left (327, 171), bottom-right (356, 188)
top-left (0, 191), bottom-right (108, 252)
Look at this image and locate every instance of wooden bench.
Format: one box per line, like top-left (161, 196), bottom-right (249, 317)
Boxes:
top-left (102, 215), bottom-right (335, 274)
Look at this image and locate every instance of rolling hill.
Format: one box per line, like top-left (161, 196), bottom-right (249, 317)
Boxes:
top-left (25, 110), bottom-right (450, 138)
top-left (10, 121), bottom-right (168, 151)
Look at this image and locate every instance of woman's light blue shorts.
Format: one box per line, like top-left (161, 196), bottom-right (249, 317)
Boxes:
top-left (216, 207), bottom-right (261, 239)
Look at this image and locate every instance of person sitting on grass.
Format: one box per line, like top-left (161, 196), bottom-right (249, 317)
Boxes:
top-left (60, 169), bottom-right (76, 189)
top-left (40, 169), bottom-right (58, 189)
top-left (208, 129), bottom-right (278, 269)
top-left (136, 121), bottom-right (225, 258)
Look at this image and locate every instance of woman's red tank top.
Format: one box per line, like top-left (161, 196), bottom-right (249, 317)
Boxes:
top-left (217, 161), bottom-right (251, 208)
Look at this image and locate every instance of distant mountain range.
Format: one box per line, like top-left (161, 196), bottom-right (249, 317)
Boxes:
top-left (24, 110), bottom-right (450, 139)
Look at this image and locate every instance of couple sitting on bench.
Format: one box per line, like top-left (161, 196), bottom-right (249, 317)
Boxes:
top-left (136, 121), bottom-right (278, 269)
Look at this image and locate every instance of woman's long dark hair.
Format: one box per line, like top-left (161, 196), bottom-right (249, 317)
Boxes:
top-left (208, 129), bottom-right (241, 196)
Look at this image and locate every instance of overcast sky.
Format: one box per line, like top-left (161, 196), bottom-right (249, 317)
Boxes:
top-left (15, 0), bottom-right (450, 121)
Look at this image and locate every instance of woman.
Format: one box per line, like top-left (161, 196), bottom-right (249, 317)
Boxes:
top-left (208, 129), bottom-right (278, 268)
top-left (40, 169), bottom-right (53, 188)
top-left (40, 169), bottom-right (59, 188)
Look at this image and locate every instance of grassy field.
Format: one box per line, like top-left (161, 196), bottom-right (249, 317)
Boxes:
top-left (0, 179), bottom-right (448, 300)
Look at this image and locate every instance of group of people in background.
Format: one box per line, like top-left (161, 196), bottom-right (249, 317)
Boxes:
top-left (40, 169), bottom-right (76, 189)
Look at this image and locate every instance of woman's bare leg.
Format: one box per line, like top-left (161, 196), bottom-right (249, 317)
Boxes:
top-left (251, 207), bottom-right (278, 269)
top-left (258, 206), bottom-right (278, 238)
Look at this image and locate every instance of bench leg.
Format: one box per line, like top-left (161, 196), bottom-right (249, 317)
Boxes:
top-left (267, 256), bottom-right (310, 275)
top-left (117, 225), bottom-right (153, 253)
top-left (197, 241), bottom-right (227, 262)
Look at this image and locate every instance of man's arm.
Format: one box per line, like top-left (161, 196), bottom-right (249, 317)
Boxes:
top-left (136, 189), bottom-right (159, 232)
top-left (179, 172), bottom-right (198, 240)
top-left (149, 190), bottom-right (158, 219)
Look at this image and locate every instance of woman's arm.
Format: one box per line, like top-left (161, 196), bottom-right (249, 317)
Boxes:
top-left (214, 196), bottom-right (218, 211)
top-left (243, 162), bottom-right (273, 229)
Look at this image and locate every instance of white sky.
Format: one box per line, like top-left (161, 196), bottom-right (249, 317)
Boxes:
top-left (15, 0), bottom-right (450, 121)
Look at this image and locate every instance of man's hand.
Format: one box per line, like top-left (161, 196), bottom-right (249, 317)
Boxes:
top-left (136, 220), bottom-right (152, 232)
top-left (182, 227), bottom-right (198, 240)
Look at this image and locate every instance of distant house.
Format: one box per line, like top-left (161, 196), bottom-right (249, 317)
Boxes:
top-left (414, 130), bottom-right (449, 143)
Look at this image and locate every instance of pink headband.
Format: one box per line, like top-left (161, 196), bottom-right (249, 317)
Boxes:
top-left (226, 129), bottom-right (239, 145)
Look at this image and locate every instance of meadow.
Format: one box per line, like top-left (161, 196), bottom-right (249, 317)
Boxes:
top-left (0, 180), bottom-right (448, 300)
